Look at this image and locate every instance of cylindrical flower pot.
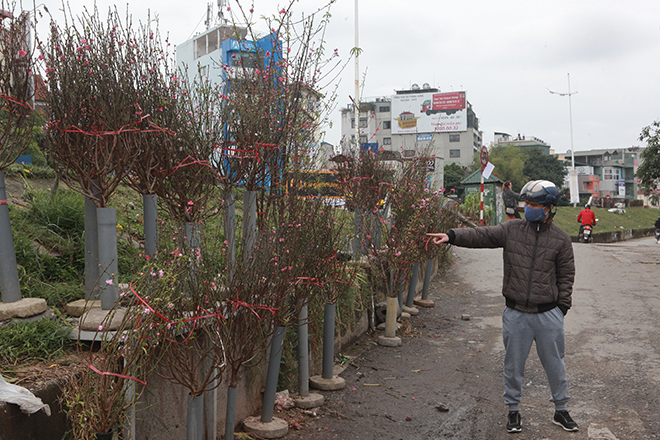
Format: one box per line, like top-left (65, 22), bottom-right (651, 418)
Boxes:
top-left (0, 170), bottom-right (21, 303)
top-left (384, 296), bottom-right (398, 338)
top-left (95, 429), bottom-right (113, 440)
top-left (97, 207), bottom-right (119, 310)
top-left (143, 194), bottom-right (158, 258)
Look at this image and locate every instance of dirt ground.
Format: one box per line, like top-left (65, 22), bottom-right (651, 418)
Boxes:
top-left (273, 239), bottom-right (660, 440)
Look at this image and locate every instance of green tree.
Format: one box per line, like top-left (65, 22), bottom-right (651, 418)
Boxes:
top-left (487, 144), bottom-right (526, 190)
top-left (485, 144), bottom-right (567, 191)
top-left (443, 162), bottom-right (467, 194)
top-left (637, 121), bottom-right (660, 195)
top-left (522, 149), bottom-right (567, 188)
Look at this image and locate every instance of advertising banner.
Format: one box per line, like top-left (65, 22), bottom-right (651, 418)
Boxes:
top-left (391, 91), bottom-right (467, 134)
top-left (618, 179), bottom-right (626, 197)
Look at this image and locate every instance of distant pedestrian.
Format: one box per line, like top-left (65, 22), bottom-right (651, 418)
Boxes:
top-left (426, 180), bottom-right (578, 434)
top-left (654, 215), bottom-right (660, 244)
top-left (502, 181), bottom-right (520, 221)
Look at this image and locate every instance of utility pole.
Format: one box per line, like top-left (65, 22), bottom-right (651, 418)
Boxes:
top-left (354, 0), bottom-right (360, 155)
top-left (549, 73), bottom-right (578, 207)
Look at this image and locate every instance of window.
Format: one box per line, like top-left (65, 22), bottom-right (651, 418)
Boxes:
top-left (449, 134), bottom-right (460, 142)
top-left (351, 118), bottom-right (368, 128)
top-left (231, 52), bottom-right (258, 68)
top-left (402, 149), bottom-right (415, 158)
top-left (383, 137), bottom-right (392, 145)
top-left (383, 121), bottom-right (391, 130)
top-left (603, 167), bottom-right (620, 180)
top-left (359, 135), bottom-right (367, 143)
top-left (449, 149), bottom-right (461, 158)
top-left (378, 105), bottom-right (390, 112)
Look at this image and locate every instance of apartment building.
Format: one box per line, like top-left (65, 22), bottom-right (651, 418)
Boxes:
top-left (555, 148), bottom-right (642, 199)
top-left (493, 132), bottom-right (551, 155)
top-left (339, 84), bottom-right (483, 189)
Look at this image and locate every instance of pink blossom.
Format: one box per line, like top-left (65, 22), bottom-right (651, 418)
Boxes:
top-left (279, 8), bottom-right (286, 14)
top-left (18, 49), bottom-right (27, 57)
top-left (105, 279), bottom-right (113, 285)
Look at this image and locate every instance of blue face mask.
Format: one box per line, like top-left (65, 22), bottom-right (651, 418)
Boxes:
top-left (524, 206), bottom-right (547, 222)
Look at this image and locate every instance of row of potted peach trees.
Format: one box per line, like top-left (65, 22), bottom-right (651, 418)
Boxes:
top-left (39, 1), bottom-right (352, 439)
top-left (337, 149), bottom-right (460, 345)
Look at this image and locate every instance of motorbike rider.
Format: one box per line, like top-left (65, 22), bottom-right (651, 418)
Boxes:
top-left (655, 215), bottom-right (660, 244)
top-left (577, 204), bottom-right (596, 239)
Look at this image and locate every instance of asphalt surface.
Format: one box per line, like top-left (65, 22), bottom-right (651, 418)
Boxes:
top-left (280, 236), bottom-right (660, 440)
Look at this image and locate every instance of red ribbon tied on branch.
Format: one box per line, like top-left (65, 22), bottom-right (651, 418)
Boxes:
top-left (88, 363), bottom-right (147, 386)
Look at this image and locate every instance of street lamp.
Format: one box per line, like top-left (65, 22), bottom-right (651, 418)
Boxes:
top-left (548, 73), bottom-right (579, 207)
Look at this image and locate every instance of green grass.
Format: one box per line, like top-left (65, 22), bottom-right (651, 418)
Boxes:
top-left (552, 206), bottom-right (660, 237)
top-left (0, 314), bottom-right (74, 364)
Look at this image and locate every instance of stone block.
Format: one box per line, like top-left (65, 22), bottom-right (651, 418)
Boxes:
top-left (0, 298), bottom-right (47, 321)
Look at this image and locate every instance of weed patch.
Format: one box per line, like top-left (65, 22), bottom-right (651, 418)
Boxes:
top-left (0, 315), bottom-right (74, 364)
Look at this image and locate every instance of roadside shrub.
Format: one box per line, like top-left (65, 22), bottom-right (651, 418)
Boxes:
top-left (459, 192), bottom-right (493, 225)
top-left (11, 189), bottom-right (85, 282)
top-left (23, 189), bottom-right (85, 236)
top-left (13, 233), bottom-right (82, 282)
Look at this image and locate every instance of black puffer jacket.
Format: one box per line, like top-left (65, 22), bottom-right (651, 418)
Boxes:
top-left (502, 189), bottom-right (520, 210)
top-left (447, 218), bottom-right (575, 314)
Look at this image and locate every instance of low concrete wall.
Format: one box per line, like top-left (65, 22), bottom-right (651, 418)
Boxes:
top-left (136, 363), bottom-right (267, 440)
top-left (572, 227), bottom-right (656, 243)
top-left (0, 377), bottom-right (69, 440)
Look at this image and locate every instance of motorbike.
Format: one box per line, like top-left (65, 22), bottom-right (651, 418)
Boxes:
top-left (579, 224), bottom-right (594, 243)
top-left (655, 228), bottom-right (660, 244)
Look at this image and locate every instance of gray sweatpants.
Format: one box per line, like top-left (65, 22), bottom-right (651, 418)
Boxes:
top-left (502, 306), bottom-right (570, 412)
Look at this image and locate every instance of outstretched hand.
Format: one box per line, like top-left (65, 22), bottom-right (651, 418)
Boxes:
top-left (426, 232), bottom-right (449, 246)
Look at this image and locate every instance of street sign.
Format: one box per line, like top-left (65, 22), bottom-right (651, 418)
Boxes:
top-left (480, 146), bottom-right (488, 169)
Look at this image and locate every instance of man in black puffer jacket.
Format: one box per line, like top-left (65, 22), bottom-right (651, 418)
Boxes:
top-left (428, 180), bottom-right (578, 434)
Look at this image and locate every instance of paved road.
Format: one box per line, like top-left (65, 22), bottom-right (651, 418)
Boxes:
top-left (284, 237), bottom-right (660, 440)
top-left (451, 236), bottom-right (660, 439)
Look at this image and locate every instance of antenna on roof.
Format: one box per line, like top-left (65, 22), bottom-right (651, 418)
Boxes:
top-left (204, 2), bottom-right (213, 30)
top-left (217, 0), bottom-right (227, 25)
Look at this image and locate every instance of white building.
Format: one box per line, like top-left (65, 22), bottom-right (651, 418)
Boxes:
top-left (339, 84), bottom-right (483, 189)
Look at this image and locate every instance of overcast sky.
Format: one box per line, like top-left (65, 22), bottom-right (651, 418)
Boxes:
top-left (31, 0), bottom-right (660, 154)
